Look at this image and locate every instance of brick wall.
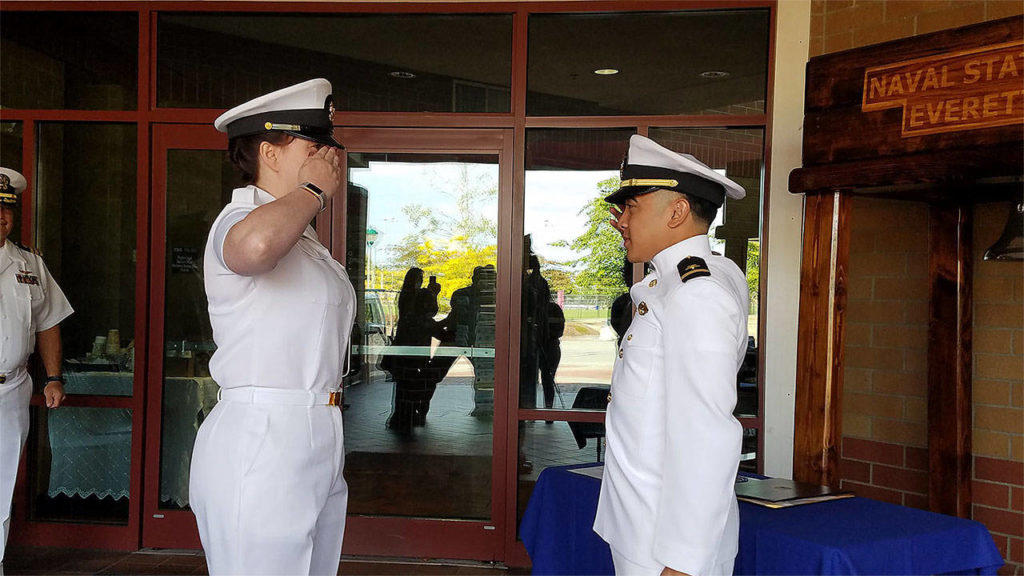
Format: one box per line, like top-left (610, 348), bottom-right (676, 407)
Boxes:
top-left (972, 202), bottom-right (1024, 575)
top-left (841, 197), bottom-right (931, 508)
top-left (810, 0), bottom-right (1024, 57)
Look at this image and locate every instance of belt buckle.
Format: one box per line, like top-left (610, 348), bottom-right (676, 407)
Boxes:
top-left (0, 374), bottom-right (6, 384)
top-left (327, 391), bottom-right (341, 407)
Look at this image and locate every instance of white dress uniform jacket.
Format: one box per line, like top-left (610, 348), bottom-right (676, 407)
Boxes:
top-left (190, 186), bottom-right (356, 575)
top-left (0, 240), bottom-right (73, 563)
top-left (594, 234), bottom-right (748, 576)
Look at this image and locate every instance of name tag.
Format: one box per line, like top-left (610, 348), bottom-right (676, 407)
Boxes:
top-left (16, 270), bottom-right (40, 285)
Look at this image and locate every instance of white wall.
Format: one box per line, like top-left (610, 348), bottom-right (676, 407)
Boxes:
top-left (763, 0), bottom-right (811, 479)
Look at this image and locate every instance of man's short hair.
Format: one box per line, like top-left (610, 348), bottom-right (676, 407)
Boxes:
top-left (680, 192), bottom-right (718, 228)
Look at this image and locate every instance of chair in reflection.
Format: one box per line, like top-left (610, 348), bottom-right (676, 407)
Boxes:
top-left (567, 386), bottom-right (610, 462)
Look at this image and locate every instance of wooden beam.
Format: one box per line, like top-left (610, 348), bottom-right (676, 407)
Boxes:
top-left (927, 203), bottom-right (973, 517)
top-left (793, 191), bottom-right (851, 487)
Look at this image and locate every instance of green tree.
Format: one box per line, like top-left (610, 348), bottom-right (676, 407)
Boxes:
top-left (746, 239), bottom-right (760, 310)
top-left (554, 177), bottom-right (627, 296)
top-left (388, 165), bottom-right (498, 268)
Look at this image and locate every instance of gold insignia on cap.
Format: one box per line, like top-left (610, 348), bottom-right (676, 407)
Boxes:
top-left (265, 122), bottom-right (302, 131)
top-left (328, 101), bottom-right (336, 123)
top-left (637, 301), bottom-right (648, 315)
top-left (619, 178), bottom-right (679, 189)
top-left (0, 174), bottom-right (9, 192)
top-left (648, 279), bottom-right (657, 287)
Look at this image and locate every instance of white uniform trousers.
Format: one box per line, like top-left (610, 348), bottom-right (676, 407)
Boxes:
top-left (611, 546), bottom-right (735, 576)
top-left (0, 373), bottom-right (31, 565)
top-left (189, 395), bottom-right (347, 575)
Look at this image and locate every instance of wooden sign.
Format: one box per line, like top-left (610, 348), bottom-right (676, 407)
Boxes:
top-left (862, 40), bottom-right (1024, 137)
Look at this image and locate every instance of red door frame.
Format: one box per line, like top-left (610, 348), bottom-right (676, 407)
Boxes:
top-left (144, 125), bottom-right (517, 561)
top-left (142, 124), bottom-right (227, 548)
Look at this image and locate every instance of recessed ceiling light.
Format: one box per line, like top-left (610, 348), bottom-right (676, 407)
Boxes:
top-left (389, 71), bottom-right (416, 79)
top-left (593, 68), bottom-right (619, 75)
top-left (700, 70), bottom-right (731, 79)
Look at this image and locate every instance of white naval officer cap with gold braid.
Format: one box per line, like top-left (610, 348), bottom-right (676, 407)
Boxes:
top-left (0, 167), bottom-right (27, 206)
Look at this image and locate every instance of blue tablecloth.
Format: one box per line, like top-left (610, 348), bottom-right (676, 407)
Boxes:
top-left (520, 464), bottom-right (1004, 575)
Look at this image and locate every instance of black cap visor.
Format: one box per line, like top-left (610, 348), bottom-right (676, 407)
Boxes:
top-left (605, 164), bottom-right (726, 207)
top-left (226, 108), bottom-right (344, 149)
top-left (285, 130), bottom-right (345, 150)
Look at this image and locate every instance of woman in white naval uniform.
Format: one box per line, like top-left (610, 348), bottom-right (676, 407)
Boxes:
top-left (0, 167), bottom-right (73, 574)
top-left (189, 79), bottom-right (355, 576)
top-left (594, 136), bottom-right (749, 576)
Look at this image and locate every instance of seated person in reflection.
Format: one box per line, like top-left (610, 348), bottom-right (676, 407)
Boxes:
top-left (595, 136), bottom-right (749, 576)
top-left (0, 167), bottom-right (73, 570)
top-left (386, 268), bottom-right (450, 432)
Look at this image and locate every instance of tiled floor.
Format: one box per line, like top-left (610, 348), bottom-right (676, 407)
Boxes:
top-left (3, 547), bottom-right (530, 575)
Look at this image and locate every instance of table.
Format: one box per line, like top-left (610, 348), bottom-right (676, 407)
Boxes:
top-left (47, 372), bottom-right (219, 507)
top-left (520, 464), bottom-right (1004, 575)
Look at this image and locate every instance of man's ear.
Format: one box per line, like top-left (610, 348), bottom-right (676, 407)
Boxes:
top-left (666, 195), bottom-right (691, 229)
top-left (258, 140), bottom-right (279, 174)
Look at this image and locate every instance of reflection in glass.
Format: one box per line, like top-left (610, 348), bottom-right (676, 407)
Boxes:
top-left (35, 123), bottom-right (137, 396)
top-left (527, 10), bottom-right (769, 116)
top-left (157, 13), bottom-right (512, 112)
top-left (159, 149), bottom-right (235, 509)
top-left (28, 406), bottom-right (131, 524)
top-left (516, 419), bottom-right (605, 531)
top-left (521, 128), bottom-right (634, 411)
top-left (343, 153), bottom-right (498, 519)
top-left (649, 127), bottom-right (764, 421)
top-left (0, 12), bottom-right (138, 110)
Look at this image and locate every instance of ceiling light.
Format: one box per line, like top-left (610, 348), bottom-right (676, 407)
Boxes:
top-left (593, 68), bottom-right (619, 75)
top-left (699, 70), bottom-right (731, 79)
top-left (389, 71), bottom-right (416, 79)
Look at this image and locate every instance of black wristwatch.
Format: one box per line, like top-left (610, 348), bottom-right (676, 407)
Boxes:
top-left (300, 181), bottom-right (328, 213)
top-left (45, 375), bottom-right (64, 385)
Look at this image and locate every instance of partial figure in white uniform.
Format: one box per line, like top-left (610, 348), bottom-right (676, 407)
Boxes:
top-left (594, 135), bottom-right (749, 576)
top-left (0, 167), bottom-right (73, 573)
top-left (189, 79), bottom-right (355, 576)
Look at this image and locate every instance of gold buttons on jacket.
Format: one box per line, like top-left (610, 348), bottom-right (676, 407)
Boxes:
top-left (649, 279), bottom-right (657, 287)
top-left (637, 301), bottom-right (649, 315)
top-left (626, 334), bottom-right (633, 341)
top-left (607, 392), bottom-right (612, 403)
top-left (618, 349), bottom-right (624, 358)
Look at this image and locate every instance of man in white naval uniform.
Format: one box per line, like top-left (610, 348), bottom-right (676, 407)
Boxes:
top-left (594, 135), bottom-right (749, 576)
top-left (0, 167), bottom-right (73, 574)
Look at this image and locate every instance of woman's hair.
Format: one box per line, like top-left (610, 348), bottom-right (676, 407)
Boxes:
top-left (227, 131), bottom-right (294, 185)
top-left (398, 267), bottom-right (424, 317)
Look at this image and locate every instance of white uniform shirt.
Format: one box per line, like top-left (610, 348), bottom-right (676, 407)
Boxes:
top-left (0, 240), bottom-right (73, 380)
top-left (594, 234), bottom-right (748, 575)
top-left (204, 186), bottom-right (356, 392)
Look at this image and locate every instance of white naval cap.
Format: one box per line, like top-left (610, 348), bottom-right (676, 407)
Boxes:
top-left (214, 78), bottom-right (343, 149)
top-left (0, 167), bottom-right (27, 206)
top-left (605, 134), bottom-right (745, 207)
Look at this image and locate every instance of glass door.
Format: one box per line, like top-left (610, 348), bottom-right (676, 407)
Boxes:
top-left (143, 126), bottom-right (513, 560)
top-left (143, 124), bottom-right (231, 548)
top-left (337, 128), bottom-right (513, 560)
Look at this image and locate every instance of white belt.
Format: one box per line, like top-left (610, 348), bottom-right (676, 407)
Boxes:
top-left (218, 386), bottom-right (342, 407)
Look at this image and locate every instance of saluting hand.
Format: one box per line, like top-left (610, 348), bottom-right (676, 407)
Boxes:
top-left (608, 205), bottom-right (625, 236)
top-left (44, 381), bottom-right (66, 409)
top-left (298, 146), bottom-right (344, 200)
